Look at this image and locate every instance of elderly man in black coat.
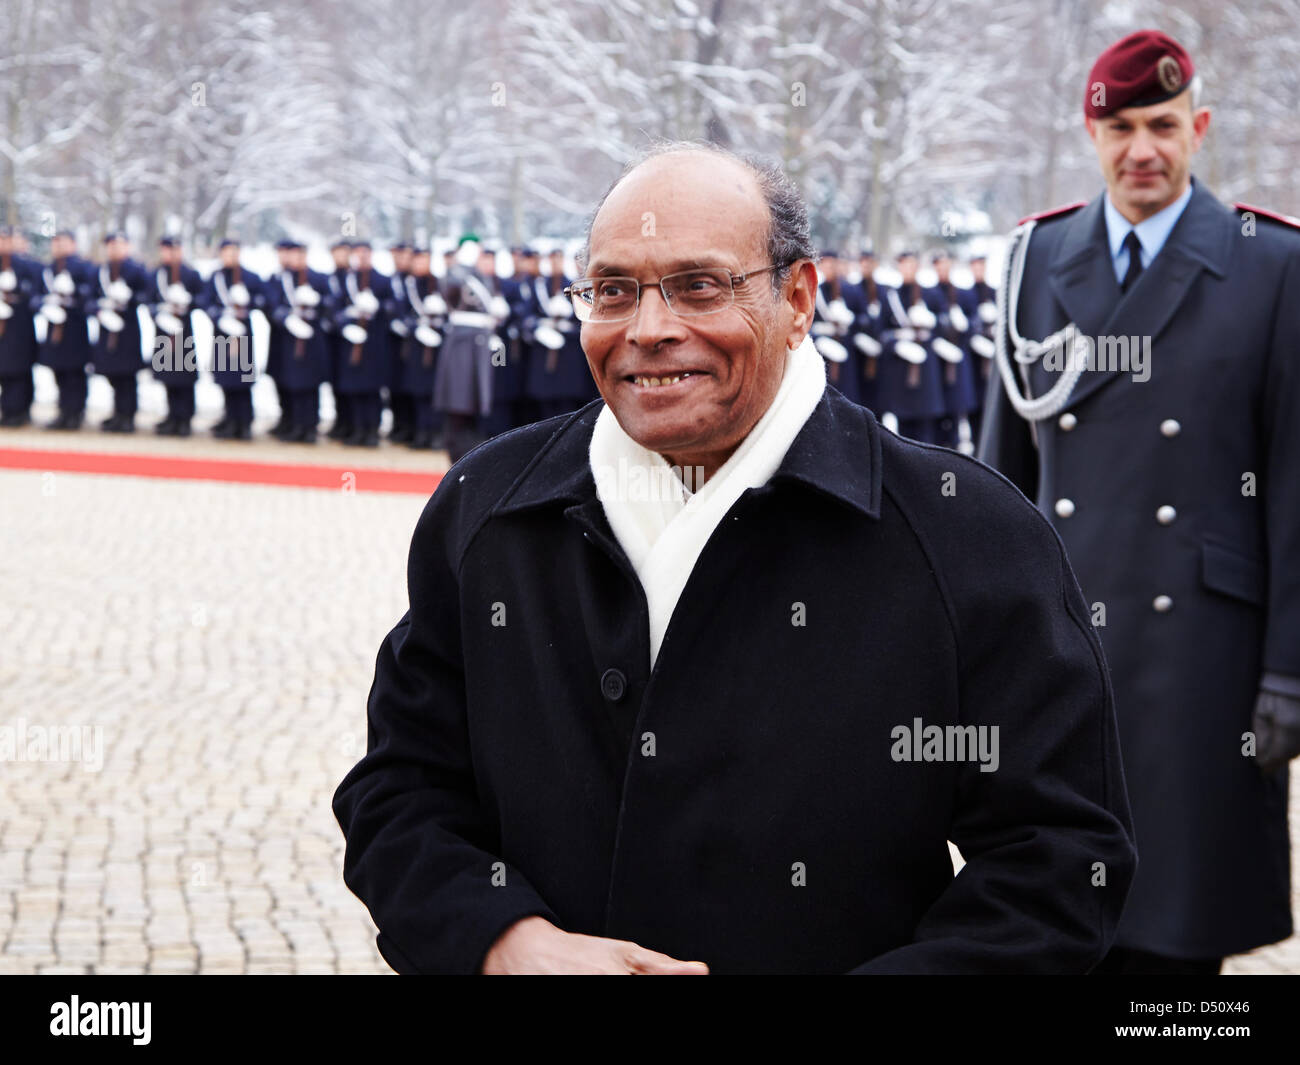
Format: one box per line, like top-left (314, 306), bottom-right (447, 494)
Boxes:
top-left (980, 30), bottom-right (1300, 975)
top-left (334, 142), bottom-right (1136, 975)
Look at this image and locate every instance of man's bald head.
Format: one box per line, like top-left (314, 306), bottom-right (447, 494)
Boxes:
top-left (583, 141), bottom-right (814, 294)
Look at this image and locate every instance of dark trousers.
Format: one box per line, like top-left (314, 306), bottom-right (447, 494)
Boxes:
top-left (390, 392), bottom-right (415, 432)
top-left (414, 396), bottom-right (442, 432)
top-left (286, 388), bottom-right (319, 432)
top-left (107, 373), bottom-right (138, 418)
top-left (333, 391), bottom-right (352, 431)
top-left (968, 407), bottom-right (985, 452)
top-left (222, 386), bottom-right (253, 427)
top-left (348, 391), bottom-right (381, 433)
top-left (55, 369), bottom-right (87, 417)
top-left (1092, 947), bottom-right (1223, 975)
top-left (165, 384), bottom-right (195, 423)
top-left (445, 413), bottom-right (483, 463)
top-left (0, 370), bottom-right (33, 416)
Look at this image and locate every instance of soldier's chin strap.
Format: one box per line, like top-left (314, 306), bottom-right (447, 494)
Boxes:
top-left (995, 219), bottom-right (1091, 422)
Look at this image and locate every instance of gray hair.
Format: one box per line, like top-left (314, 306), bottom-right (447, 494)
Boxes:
top-left (581, 140), bottom-right (816, 295)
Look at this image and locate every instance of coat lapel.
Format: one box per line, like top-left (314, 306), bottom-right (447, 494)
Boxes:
top-left (1038, 182), bottom-right (1232, 411)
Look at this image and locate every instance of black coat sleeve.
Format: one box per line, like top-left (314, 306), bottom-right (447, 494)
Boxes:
top-left (332, 485), bottom-right (559, 974)
top-left (852, 457), bottom-right (1136, 972)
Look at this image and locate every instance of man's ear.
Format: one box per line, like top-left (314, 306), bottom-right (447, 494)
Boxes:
top-left (784, 259), bottom-right (818, 348)
top-left (1191, 106), bottom-right (1211, 150)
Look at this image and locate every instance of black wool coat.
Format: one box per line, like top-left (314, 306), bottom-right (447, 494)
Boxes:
top-left (334, 387), bottom-right (1137, 974)
top-left (979, 180), bottom-right (1300, 959)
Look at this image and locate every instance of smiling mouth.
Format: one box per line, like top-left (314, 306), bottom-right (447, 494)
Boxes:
top-left (625, 372), bottom-right (703, 388)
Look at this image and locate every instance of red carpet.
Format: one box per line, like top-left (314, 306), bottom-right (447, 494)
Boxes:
top-left (0, 446), bottom-right (443, 495)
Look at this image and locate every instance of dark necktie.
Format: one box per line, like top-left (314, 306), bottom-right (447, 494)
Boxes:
top-left (1120, 230), bottom-right (1144, 293)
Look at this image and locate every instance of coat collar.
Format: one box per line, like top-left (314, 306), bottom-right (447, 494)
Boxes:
top-left (493, 387), bottom-right (883, 522)
top-left (1040, 178), bottom-right (1233, 409)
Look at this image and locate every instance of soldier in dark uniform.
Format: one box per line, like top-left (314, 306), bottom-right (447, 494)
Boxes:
top-left (395, 245), bottom-right (446, 450)
top-left (508, 246), bottom-right (543, 427)
top-left (810, 250), bottom-right (861, 405)
top-left (853, 246), bottom-right (885, 413)
top-left (961, 253), bottom-right (997, 447)
top-left (333, 239), bottom-right (391, 447)
top-left (876, 250), bottom-right (945, 443)
top-left (199, 239), bottom-right (262, 440)
top-left (148, 236), bottom-right (204, 436)
top-left (523, 248), bottom-right (589, 419)
top-left (265, 238), bottom-right (296, 436)
top-left (90, 232), bottom-right (150, 433)
top-left (385, 242), bottom-right (416, 443)
top-left (0, 226), bottom-right (41, 427)
top-left (924, 250), bottom-right (978, 451)
top-left (36, 231), bottom-right (95, 430)
top-left (265, 241), bottom-right (331, 443)
top-left (980, 30), bottom-right (1300, 974)
top-left (325, 239), bottom-right (353, 440)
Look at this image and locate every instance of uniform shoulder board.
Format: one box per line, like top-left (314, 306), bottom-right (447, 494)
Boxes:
top-left (1016, 201), bottom-right (1087, 227)
top-left (1233, 202), bottom-right (1300, 230)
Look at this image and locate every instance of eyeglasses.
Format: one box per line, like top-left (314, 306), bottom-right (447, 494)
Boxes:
top-left (564, 262), bottom-right (791, 323)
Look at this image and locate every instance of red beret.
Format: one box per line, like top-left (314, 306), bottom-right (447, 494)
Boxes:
top-left (1084, 30), bottom-right (1195, 119)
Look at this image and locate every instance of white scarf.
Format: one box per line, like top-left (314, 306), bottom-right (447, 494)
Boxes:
top-left (589, 335), bottom-right (826, 668)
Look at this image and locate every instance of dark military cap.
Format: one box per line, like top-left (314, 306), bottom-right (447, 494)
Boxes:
top-left (1085, 30), bottom-right (1194, 118)
top-left (352, 238), bottom-right (372, 250)
top-left (820, 248), bottom-right (841, 259)
top-left (896, 249), bottom-right (919, 260)
top-left (969, 252), bottom-right (987, 263)
top-left (103, 231), bottom-right (127, 243)
top-left (859, 246), bottom-right (876, 259)
top-left (274, 238), bottom-right (295, 250)
top-left (219, 238), bottom-right (241, 249)
top-left (158, 235), bottom-right (181, 247)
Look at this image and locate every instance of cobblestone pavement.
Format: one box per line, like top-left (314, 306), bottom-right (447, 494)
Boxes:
top-left (0, 458), bottom-right (1296, 974)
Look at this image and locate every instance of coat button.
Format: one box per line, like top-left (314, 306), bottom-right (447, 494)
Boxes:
top-left (1156, 505), bottom-right (1177, 525)
top-left (600, 668), bottom-right (627, 702)
top-left (1160, 419), bottom-right (1181, 438)
top-left (1054, 498), bottom-right (1075, 518)
top-left (1058, 412), bottom-right (1077, 431)
top-left (1153, 595), bottom-right (1173, 613)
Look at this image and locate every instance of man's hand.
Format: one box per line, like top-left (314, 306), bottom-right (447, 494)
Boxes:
top-left (481, 916), bottom-right (709, 974)
top-left (1253, 686), bottom-right (1300, 775)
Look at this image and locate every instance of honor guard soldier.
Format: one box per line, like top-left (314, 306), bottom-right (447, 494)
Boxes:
top-left (385, 242), bottom-right (417, 443)
top-left (924, 250), bottom-right (978, 451)
top-left (810, 250), bottom-right (862, 405)
top-left (508, 246), bottom-right (544, 427)
top-left (36, 230), bottom-right (96, 430)
top-left (960, 253), bottom-right (997, 446)
top-left (433, 234), bottom-right (507, 460)
top-left (265, 238), bottom-right (296, 435)
top-left (980, 30), bottom-right (1300, 974)
top-left (149, 236), bottom-right (204, 436)
top-left (325, 239), bottom-right (354, 440)
top-left (853, 246), bottom-right (885, 412)
top-left (199, 239), bottom-right (263, 440)
top-left (0, 226), bottom-right (41, 427)
top-left (266, 241), bottom-right (331, 442)
top-left (395, 245), bottom-right (446, 449)
top-left (90, 232), bottom-right (150, 433)
top-left (333, 239), bottom-right (391, 447)
top-left (876, 250), bottom-right (945, 442)
top-left (524, 247), bottom-right (589, 420)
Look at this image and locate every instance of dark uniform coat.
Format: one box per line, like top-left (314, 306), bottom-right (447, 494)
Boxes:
top-left (434, 265), bottom-right (498, 417)
top-left (334, 388), bottom-right (1136, 975)
top-left (877, 280), bottom-right (946, 423)
top-left (395, 273), bottom-right (443, 398)
top-left (35, 256), bottom-right (96, 372)
top-left (264, 268), bottom-right (332, 391)
top-left (88, 258), bottom-right (150, 377)
top-left (812, 278), bottom-right (863, 406)
top-left (979, 179), bottom-right (1300, 959)
top-left (198, 266), bottom-right (264, 390)
top-left (924, 280), bottom-right (980, 418)
top-left (522, 275), bottom-right (590, 406)
top-left (333, 268), bottom-right (392, 395)
top-left (148, 262), bottom-right (204, 387)
top-left (0, 253), bottom-right (40, 377)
